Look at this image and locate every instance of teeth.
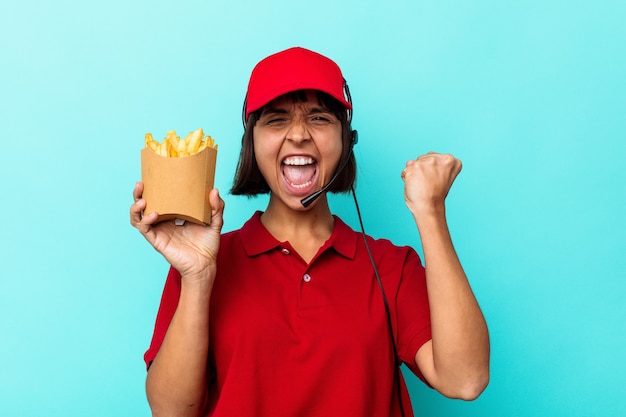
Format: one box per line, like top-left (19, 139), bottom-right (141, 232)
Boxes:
top-left (283, 156), bottom-right (314, 166)
top-left (287, 180), bottom-right (313, 189)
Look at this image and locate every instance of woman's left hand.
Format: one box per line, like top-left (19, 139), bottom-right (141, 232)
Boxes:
top-left (401, 152), bottom-right (462, 217)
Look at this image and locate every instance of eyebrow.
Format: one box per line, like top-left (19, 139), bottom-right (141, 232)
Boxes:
top-left (261, 107), bottom-right (289, 117)
top-left (308, 106), bottom-right (333, 115)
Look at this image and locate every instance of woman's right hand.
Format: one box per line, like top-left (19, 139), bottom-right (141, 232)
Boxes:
top-left (130, 182), bottom-right (225, 281)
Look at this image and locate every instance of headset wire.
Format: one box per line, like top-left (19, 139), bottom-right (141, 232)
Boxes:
top-left (351, 185), bottom-right (406, 417)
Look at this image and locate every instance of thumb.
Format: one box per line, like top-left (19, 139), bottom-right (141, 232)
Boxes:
top-left (209, 188), bottom-right (225, 229)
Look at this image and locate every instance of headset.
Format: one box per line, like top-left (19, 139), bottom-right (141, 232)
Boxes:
top-left (242, 80), bottom-right (406, 416)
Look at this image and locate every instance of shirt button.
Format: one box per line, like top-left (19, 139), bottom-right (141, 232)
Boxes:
top-left (281, 248), bottom-right (290, 255)
top-left (303, 273), bottom-right (312, 283)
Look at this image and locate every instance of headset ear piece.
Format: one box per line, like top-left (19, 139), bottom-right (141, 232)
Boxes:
top-left (351, 130), bottom-right (358, 147)
top-left (242, 96), bottom-right (248, 127)
top-left (343, 79), bottom-right (353, 124)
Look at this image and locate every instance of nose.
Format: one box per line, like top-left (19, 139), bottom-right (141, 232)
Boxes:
top-left (286, 117), bottom-right (311, 144)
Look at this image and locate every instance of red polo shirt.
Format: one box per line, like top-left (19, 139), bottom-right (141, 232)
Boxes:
top-left (145, 212), bottom-right (432, 416)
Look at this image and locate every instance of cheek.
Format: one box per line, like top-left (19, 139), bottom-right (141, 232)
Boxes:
top-left (321, 133), bottom-right (344, 166)
top-left (253, 129), bottom-right (281, 157)
top-left (254, 137), bottom-right (276, 158)
top-left (252, 138), bottom-right (279, 179)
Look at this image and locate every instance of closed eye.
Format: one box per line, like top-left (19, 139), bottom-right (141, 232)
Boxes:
top-left (309, 112), bottom-right (336, 125)
top-left (260, 110), bottom-right (289, 126)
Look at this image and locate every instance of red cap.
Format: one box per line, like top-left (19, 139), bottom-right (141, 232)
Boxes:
top-left (244, 47), bottom-right (352, 121)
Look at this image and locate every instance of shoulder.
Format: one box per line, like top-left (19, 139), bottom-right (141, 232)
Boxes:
top-left (219, 211), bottom-right (262, 244)
top-left (333, 215), bottom-right (422, 266)
top-left (364, 231), bottom-right (419, 263)
top-left (218, 211), bottom-right (278, 259)
top-left (368, 237), bottom-right (423, 278)
top-left (218, 223), bottom-right (246, 257)
top-left (220, 227), bottom-right (242, 243)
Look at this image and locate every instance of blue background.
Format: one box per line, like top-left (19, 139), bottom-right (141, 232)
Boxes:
top-left (1, 0), bottom-right (624, 415)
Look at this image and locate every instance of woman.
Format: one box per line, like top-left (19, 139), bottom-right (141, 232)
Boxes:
top-left (130, 46), bottom-right (489, 417)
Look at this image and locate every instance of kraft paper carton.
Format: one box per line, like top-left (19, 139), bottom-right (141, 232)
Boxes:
top-left (141, 146), bottom-right (217, 225)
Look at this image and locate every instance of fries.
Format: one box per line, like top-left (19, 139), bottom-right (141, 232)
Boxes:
top-left (145, 128), bottom-right (217, 157)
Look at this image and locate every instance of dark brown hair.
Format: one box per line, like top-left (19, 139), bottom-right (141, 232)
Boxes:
top-left (230, 91), bottom-right (356, 196)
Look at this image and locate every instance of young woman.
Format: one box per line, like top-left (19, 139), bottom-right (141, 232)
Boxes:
top-left (130, 47), bottom-right (489, 417)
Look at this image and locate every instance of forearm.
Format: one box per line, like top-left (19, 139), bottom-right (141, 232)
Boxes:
top-left (146, 272), bottom-right (214, 417)
top-left (415, 208), bottom-right (490, 399)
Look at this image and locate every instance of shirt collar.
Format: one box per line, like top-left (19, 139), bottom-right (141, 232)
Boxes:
top-left (239, 211), bottom-right (357, 260)
top-left (239, 211), bottom-right (281, 256)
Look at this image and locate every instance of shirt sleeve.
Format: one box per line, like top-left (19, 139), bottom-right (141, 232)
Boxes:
top-left (143, 266), bottom-right (182, 370)
top-left (395, 247), bottom-right (432, 385)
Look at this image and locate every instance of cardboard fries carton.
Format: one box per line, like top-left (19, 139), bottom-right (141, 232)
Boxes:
top-left (141, 146), bottom-right (217, 225)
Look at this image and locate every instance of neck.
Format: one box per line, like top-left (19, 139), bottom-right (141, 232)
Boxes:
top-left (261, 193), bottom-right (335, 244)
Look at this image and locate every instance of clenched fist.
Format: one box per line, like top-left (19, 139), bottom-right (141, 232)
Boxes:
top-left (401, 152), bottom-right (462, 217)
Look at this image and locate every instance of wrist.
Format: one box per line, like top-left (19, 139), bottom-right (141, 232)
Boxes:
top-left (180, 264), bottom-right (217, 286)
top-left (408, 200), bottom-right (446, 220)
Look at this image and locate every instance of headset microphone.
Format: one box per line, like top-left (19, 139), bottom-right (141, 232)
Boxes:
top-left (301, 130), bottom-right (358, 208)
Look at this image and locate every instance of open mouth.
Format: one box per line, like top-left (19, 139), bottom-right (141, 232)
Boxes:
top-left (282, 156), bottom-right (318, 189)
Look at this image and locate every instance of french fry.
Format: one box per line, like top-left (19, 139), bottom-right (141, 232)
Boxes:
top-left (144, 129), bottom-right (217, 157)
top-left (198, 135), bottom-right (216, 152)
top-left (187, 128), bottom-right (203, 153)
top-left (145, 133), bottom-right (159, 152)
top-left (175, 137), bottom-right (186, 155)
top-left (156, 140), bottom-right (171, 157)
